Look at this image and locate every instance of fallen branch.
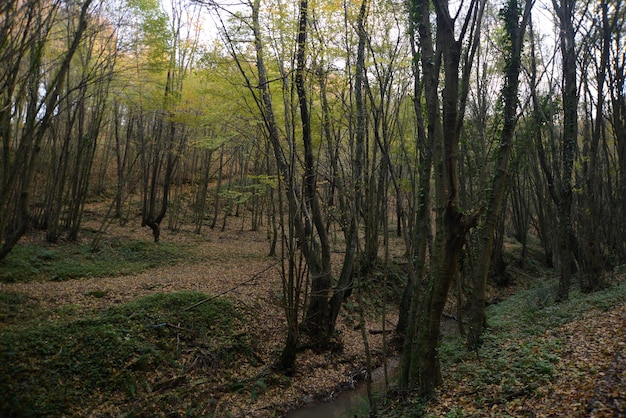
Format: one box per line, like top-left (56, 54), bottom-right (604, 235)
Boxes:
top-left (368, 329), bottom-right (393, 335)
top-left (151, 322), bottom-right (190, 332)
top-left (183, 260), bottom-right (281, 311)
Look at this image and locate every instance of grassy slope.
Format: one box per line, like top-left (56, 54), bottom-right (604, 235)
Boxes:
top-left (0, 239), bottom-right (191, 283)
top-left (381, 275), bottom-right (626, 417)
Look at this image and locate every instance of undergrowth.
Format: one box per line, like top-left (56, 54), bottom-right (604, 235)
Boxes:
top-left (342, 259), bottom-right (407, 327)
top-left (0, 239), bottom-right (191, 283)
top-left (0, 291), bottom-right (251, 417)
top-left (379, 278), bottom-right (626, 417)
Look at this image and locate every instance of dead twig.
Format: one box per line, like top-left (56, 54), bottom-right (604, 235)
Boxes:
top-left (183, 260), bottom-right (281, 311)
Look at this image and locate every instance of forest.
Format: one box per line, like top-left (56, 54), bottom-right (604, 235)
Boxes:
top-left (1, 0), bottom-right (625, 415)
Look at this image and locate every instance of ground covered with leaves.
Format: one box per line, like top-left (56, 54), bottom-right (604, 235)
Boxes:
top-left (0, 215), bottom-right (397, 417)
top-left (0, 212), bottom-right (625, 417)
top-left (419, 283), bottom-right (626, 418)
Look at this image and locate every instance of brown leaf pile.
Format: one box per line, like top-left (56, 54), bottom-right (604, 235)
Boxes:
top-left (524, 304), bottom-right (626, 417)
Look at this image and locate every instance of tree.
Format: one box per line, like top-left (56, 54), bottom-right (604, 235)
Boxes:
top-left (203, 0), bottom-right (372, 357)
top-left (0, 0), bottom-right (95, 259)
top-left (466, 0), bottom-right (533, 349)
top-left (129, 0), bottom-right (202, 242)
top-left (552, 0), bottom-right (578, 301)
top-left (401, 0), bottom-right (484, 395)
top-left (607, 2), bottom-right (626, 264)
top-left (39, 1), bottom-right (117, 242)
top-left (577, 0), bottom-right (610, 291)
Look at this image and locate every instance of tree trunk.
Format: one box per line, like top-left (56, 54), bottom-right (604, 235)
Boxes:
top-left (401, 0), bottom-right (483, 396)
top-left (289, 0), bottom-right (334, 344)
top-left (553, 0), bottom-right (577, 302)
top-left (467, 0), bottom-right (532, 349)
top-left (397, 12), bottom-right (432, 336)
top-left (579, 0), bottom-right (609, 292)
top-left (326, 0), bottom-right (369, 336)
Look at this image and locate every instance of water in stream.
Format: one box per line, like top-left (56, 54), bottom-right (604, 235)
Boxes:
top-left (285, 360), bottom-right (399, 418)
top-left (285, 389), bottom-right (370, 418)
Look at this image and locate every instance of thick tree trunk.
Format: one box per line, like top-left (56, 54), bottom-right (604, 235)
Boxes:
top-left (400, 0), bottom-right (442, 392)
top-left (411, 205), bottom-right (474, 394)
top-left (401, 0), bottom-right (484, 396)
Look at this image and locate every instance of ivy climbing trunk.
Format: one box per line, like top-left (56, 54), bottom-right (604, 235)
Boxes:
top-left (467, 0), bottom-right (533, 350)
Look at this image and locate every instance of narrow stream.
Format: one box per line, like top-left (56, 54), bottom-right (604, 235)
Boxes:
top-left (285, 318), bottom-right (459, 417)
top-left (285, 360), bottom-right (399, 418)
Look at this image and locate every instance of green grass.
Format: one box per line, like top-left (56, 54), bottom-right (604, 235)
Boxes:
top-left (0, 239), bottom-right (192, 283)
top-left (487, 278), bottom-right (626, 338)
top-left (0, 291), bottom-right (246, 417)
top-left (0, 292), bottom-right (42, 323)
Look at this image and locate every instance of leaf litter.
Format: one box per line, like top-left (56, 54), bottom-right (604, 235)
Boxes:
top-left (427, 300), bottom-right (625, 417)
top-left (1, 212), bottom-right (625, 416)
top-left (0, 218), bottom-right (395, 416)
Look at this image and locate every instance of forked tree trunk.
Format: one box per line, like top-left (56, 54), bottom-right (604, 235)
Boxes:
top-left (401, 0), bottom-right (483, 396)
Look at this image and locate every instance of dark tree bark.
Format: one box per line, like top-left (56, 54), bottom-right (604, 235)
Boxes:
top-left (401, 0), bottom-right (484, 396)
top-left (292, 0), bottom-right (335, 345)
top-left (553, 0), bottom-right (578, 301)
top-left (606, 3), bottom-right (626, 264)
top-left (578, 0), bottom-right (610, 292)
top-left (466, 0), bottom-right (533, 350)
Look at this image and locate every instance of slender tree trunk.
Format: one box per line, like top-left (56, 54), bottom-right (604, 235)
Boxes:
top-left (211, 144), bottom-right (225, 229)
top-left (553, 0), bottom-right (577, 301)
top-left (295, 0), bottom-right (334, 344)
top-left (327, 0), bottom-right (369, 335)
top-left (579, 0), bottom-right (609, 291)
top-left (467, 0), bottom-right (532, 349)
top-left (246, 0), bottom-right (307, 369)
top-left (397, 10), bottom-right (431, 336)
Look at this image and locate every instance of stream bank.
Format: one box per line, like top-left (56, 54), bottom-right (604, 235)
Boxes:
top-left (285, 359), bottom-right (400, 418)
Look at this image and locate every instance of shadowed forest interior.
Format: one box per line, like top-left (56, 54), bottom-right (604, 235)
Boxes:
top-left (1, 0), bottom-right (625, 416)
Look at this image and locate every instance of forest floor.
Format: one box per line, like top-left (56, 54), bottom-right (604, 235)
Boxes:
top-left (1, 211), bottom-right (402, 416)
top-left (426, 301), bottom-right (626, 417)
top-left (1, 207), bottom-right (625, 417)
